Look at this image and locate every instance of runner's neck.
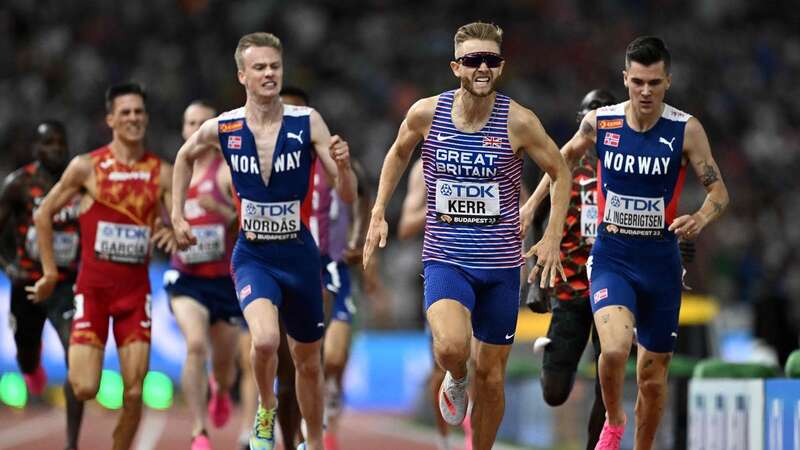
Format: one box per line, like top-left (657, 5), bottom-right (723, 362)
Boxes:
top-left (454, 89), bottom-right (495, 132)
top-left (245, 96), bottom-right (283, 128)
top-left (626, 102), bottom-right (664, 133)
top-left (108, 140), bottom-right (146, 165)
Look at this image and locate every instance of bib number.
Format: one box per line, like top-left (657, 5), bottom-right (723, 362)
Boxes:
top-left (177, 224), bottom-right (226, 264)
top-left (241, 199), bottom-right (300, 242)
top-left (25, 228), bottom-right (79, 267)
top-left (579, 181), bottom-right (598, 240)
top-left (94, 221), bottom-right (150, 263)
top-left (435, 180), bottom-right (500, 226)
top-left (601, 190), bottom-right (665, 238)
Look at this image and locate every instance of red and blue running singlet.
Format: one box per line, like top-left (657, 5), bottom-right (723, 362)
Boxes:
top-left (595, 102), bottom-right (689, 243)
top-left (217, 105), bottom-right (316, 242)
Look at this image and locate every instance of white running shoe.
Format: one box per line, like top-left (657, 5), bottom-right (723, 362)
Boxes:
top-left (533, 336), bottom-right (552, 354)
top-left (438, 371), bottom-right (468, 425)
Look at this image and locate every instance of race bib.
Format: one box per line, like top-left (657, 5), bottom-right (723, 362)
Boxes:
top-left (94, 221), bottom-right (150, 263)
top-left (602, 189), bottom-right (665, 238)
top-left (25, 228), bottom-right (79, 267)
top-left (435, 180), bottom-right (500, 226)
top-left (240, 199), bottom-right (300, 241)
top-left (581, 205), bottom-right (598, 239)
top-left (177, 224), bottom-right (225, 264)
top-left (579, 180), bottom-right (598, 239)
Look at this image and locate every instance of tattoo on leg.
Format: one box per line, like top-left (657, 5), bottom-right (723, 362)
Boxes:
top-left (602, 314), bottom-right (609, 324)
top-left (643, 359), bottom-right (654, 369)
top-left (700, 161), bottom-right (719, 186)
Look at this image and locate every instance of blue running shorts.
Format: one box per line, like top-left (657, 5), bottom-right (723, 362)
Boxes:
top-left (588, 236), bottom-right (682, 353)
top-left (321, 256), bottom-right (355, 324)
top-left (423, 260), bottom-right (520, 345)
top-left (231, 230), bottom-right (325, 343)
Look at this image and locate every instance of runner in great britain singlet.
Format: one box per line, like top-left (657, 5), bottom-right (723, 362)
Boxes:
top-left (421, 90), bottom-right (523, 345)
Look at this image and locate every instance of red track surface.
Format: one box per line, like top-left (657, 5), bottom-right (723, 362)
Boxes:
top-left (0, 405), bottom-right (478, 450)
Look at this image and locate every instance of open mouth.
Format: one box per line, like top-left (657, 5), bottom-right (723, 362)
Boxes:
top-left (473, 76), bottom-right (491, 87)
top-left (262, 80), bottom-right (277, 88)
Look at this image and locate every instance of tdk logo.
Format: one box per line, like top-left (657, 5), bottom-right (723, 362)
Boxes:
top-left (610, 194), bottom-right (662, 211)
top-left (103, 226), bottom-right (148, 239)
top-left (442, 183), bottom-right (495, 198)
top-left (248, 203), bottom-right (296, 217)
top-left (194, 227), bottom-right (220, 239)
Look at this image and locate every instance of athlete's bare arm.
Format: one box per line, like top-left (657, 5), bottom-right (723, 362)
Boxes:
top-left (509, 101), bottom-right (571, 288)
top-left (397, 158), bottom-right (426, 240)
top-left (362, 96), bottom-right (436, 268)
top-left (343, 161), bottom-right (371, 265)
top-left (208, 162), bottom-right (238, 225)
top-left (28, 155), bottom-right (92, 302)
top-left (0, 173), bottom-right (26, 280)
top-left (668, 117), bottom-right (729, 239)
top-left (520, 110), bottom-right (597, 236)
top-left (172, 118), bottom-right (220, 249)
top-left (310, 109), bottom-right (357, 204)
top-left (152, 160), bottom-right (177, 253)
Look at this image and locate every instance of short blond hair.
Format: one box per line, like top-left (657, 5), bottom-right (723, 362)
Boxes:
top-left (454, 22), bottom-right (503, 53)
top-left (235, 32), bottom-right (282, 70)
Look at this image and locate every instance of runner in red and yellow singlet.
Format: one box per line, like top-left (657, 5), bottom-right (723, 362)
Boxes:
top-left (28, 83), bottom-right (175, 450)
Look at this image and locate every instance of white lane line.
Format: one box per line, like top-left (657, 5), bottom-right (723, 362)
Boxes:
top-left (0, 410), bottom-right (63, 449)
top-left (133, 410), bottom-right (168, 450)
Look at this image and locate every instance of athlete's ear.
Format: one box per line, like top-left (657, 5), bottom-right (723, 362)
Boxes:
top-left (237, 69), bottom-right (246, 86)
top-left (105, 112), bottom-right (114, 130)
top-left (622, 70), bottom-right (629, 89)
top-left (496, 60), bottom-right (505, 78)
top-left (665, 73), bottom-right (672, 91)
top-left (450, 60), bottom-right (460, 78)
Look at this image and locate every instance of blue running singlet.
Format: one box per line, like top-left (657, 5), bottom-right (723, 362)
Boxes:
top-left (217, 105), bottom-right (324, 343)
top-left (589, 101), bottom-right (690, 352)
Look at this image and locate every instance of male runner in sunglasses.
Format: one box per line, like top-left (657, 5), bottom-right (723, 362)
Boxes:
top-left (363, 21), bottom-right (571, 450)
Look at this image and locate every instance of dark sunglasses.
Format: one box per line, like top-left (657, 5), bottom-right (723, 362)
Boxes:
top-left (456, 52), bottom-right (504, 68)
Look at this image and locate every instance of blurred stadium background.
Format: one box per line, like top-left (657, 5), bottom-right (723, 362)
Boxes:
top-left (1, 1), bottom-right (798, 449)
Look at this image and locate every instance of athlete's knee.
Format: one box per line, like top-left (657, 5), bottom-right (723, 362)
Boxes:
top-left (70, 377), bottom-right (99, 401)
top-left (434, 339), bottom-right (469, 368)
top-left (324, 353), bottom-right (346, 375)
top-left (123, 383), bottom-right (144, 406)
top-left (185, 336), bottom-right (208, 360)
top-left (541, 371), bottom-right (575, 406)
top-left (599, 347), bottom-right (629, 369)
top-left (637, 372), bottom-right (667, 399)
top-left (294, 354), bottom-right (322, 379)
top-left (474, 362), bottom-right (505, 393)
top-left (250, 333), bottom-right (280, 359)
